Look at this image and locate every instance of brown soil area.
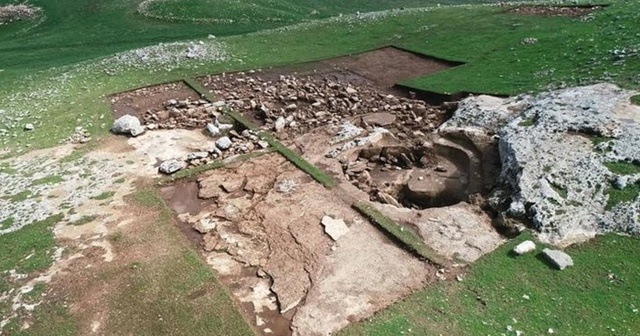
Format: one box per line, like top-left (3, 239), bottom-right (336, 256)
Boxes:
top-left (507, 5), bottom-right (604, 17)
top-left (160, 153), bottom-right (435, 336)
top-left (109, 81), bottom-right (200, 120)
top-left (318, 46), bottom-right (459, 89)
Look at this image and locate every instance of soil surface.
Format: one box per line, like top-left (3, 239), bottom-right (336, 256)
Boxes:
top-left (160, 153), bottom-right (435, 336)
top-left (109, 81), bottom-right (200, 120)
top-left (318, 46), bottom-right (459, 89)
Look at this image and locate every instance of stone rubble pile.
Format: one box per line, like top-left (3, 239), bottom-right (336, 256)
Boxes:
top-left (201, 71), bottom-right (450, 138)
top-left (160, 128), bottom-right (269, 174)
top-left (61, 126), bottom-right (91, 144)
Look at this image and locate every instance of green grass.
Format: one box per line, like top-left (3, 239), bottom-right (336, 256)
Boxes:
top-left (68, 215), bottom-right (97, 226)
top-left (58, 148), bottom-right (89, 163)
top-left (340, 232), bottom-right (640, 336)
top-left (631, 94), bottom-right (640, 106)
top-left (605, 182), bottom-right (640, 211)
top-left (353, 201), bottom-right (445, 265)
top-left (31, 175), bottom-right (64, 186)
top-left (4, 189), bottom-right (35, 202)
top-left (0, 217), bottom-right (15, 230)
top-left (0, 1), bottom-right (637, 154)
top-left (0, 214), bottom-right (62, 274)
top-left (2, 302), bottom-right (78, 336)
top-left (604, 161), bottom-right (640, 175)
top-left (102, 186), bottom-right (254, 336)
top-left (91, 191), bottom-right (116, 200)
top-left (550, 182), bottom-right (568, 199)
top-left (0, 164), bottom-right (18, 175)
top-left (518, 118), bottom-right (536, 127)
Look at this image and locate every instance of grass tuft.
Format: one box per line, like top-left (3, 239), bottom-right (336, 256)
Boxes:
top-left (604, 161), bottom-right (640, 175)
top-left (68, 215), bottom-right (97, 226)
top-left (605, 182), bottom-right (640, 211)
top-left (31, 175), bottom-right (64, 186)
top-left (91, 191), bottom-right (116, 200)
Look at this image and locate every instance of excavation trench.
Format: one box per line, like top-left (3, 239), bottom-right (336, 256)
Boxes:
top-left (110, 47), bottom-right (506, 336)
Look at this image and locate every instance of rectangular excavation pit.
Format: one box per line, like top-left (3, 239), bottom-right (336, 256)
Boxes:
top-left (159, 153), bottom-right (437, 336)
top-left (106, 46), bottom-right (507, 335)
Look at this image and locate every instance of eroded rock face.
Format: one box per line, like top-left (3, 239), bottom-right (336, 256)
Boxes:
top-left (443, 84), bottom-right (640, 245)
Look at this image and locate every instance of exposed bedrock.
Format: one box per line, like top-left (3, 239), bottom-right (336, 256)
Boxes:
top-left (441, 83), bottom-right (640, 245)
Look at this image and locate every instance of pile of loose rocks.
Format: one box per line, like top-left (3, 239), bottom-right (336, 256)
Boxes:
top-left (61, 126), bottom-right (91, 144)
top-left (141, 98), bottom-right (225, 130)
top-left (201, 71), bottom-right (451, 139)
top-left (111, 113), bottom-right (269, 175)
top-left (158, 127), bottom-right (269, 174)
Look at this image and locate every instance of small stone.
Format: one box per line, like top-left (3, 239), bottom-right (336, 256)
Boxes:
top-left (159, 159), bottom-right (185, 174)
top-left (217, 123), bottom-right (233, 132)
top-left (24, 123), bottom-right (34, 131)
top-left (513, 240), bottom-right (536, 255)
top-left (378, 191), bottom-right (401, 207)
top-left (274, 116), bottom-right (286, 132)
top-left (193, 218), bottom-right (217, 233)
top-left (216, 136), bottom-right (232, 150)
top-left (321, 216), bottom-right (350, 241)
top-left (257, 140), bottom-right (269, 149)
top-left (362, 113), bottom-right (396, 126)
top-left (206, 123), bottom-right (220, 136)
top-left (187, 151), bottom-right (209, 160)
top-left (542, 248), bottom-right (574, 270)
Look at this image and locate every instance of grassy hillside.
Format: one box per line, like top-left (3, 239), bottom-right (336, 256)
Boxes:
top-left (1, 1), bottom-right (638, 157)
top-left (0, 0), bottom-right (503, 72)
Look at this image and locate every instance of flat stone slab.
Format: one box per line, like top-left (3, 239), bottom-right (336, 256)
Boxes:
top-left (542, 248), bottom-right (574, 270)
top-left (513, 240), bottom-right (536, 255)
top-left (321, 216), bottom-right (350, 241)
top-left (362, 112), bottom-right (396, 126)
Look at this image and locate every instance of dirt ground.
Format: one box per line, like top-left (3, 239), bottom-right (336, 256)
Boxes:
top-left (160, 153), bottom-right (435, 336)
top-left (109, 81), bottom-right (200, 120)
top-left (318, 46), bottom-right (460, 89)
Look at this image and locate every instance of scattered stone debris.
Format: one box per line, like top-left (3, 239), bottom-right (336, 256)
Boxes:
top-left (513, 240), bottom-right (536, 255)
top-left (321, 215), bottom-right (350, 241)
top-left (158, 159), bottom-right (185, 174)
top-left (141, 97), bottom-right (219, 129)
top-left (111, 115), bottom-right (145, 137)
top-left (200, 72), bottom-right (448, 139)
top-left (0, 4), bottom-right (42, 22)
top-left (521, 37), bottom-right (539, 45)
top-left (61, 126), bottom-right (91, 144)
top-left (507, 5), bottom-right (604, 18)
top-left (542, 248), bottom-right (574, 270)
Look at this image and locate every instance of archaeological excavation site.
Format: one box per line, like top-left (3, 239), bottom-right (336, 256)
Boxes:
top-left (105, 46), bottom-right (640, 335)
